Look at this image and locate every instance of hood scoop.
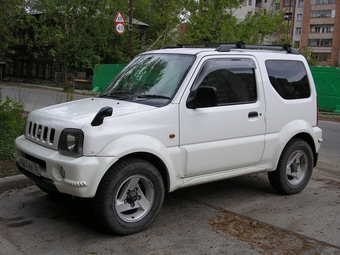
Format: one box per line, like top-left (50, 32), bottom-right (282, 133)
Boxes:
top-left (91, 106), bottom-right (113, 126)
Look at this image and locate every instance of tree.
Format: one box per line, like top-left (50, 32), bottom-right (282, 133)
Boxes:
top-left (22, 0), bottom-right (139, 72)
top-left (236, 9), bottom-right (287, 44)
top-left (0, 0), bottom-right (26, 60)
top-left (179, 0), bottom-right (287, 45)
top-left (180, 0), bottom-right (241, 43)
top-left (133, 0), bottom-right (184, 49)
top-left (3, 0), bottom-right (292, 73)
top-left (299, 46), bottom-right (318, 66)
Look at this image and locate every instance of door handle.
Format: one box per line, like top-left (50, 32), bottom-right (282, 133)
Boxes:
top-left (248, 111), bottom-right (258, 118)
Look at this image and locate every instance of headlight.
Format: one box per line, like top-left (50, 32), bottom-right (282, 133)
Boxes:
top-left (58, 129), bottom-right (84, 157)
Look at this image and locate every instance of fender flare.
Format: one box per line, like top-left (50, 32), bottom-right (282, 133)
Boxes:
top-left (96, 134), bottom-right (182, 191)
top-left (263, 120), bottom-right (320, 170)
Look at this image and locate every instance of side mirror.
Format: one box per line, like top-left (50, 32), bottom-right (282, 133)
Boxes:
top-left (186, 86), bottom-right (218, 109)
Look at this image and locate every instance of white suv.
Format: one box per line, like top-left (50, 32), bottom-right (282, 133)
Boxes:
top-left (15, 43), bottom-right (323, 235)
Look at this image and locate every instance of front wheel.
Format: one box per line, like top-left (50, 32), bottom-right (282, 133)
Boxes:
top-left (93, 158), bottom-right (165, 235)
top-left (268, 139), bottom-right (314, 195)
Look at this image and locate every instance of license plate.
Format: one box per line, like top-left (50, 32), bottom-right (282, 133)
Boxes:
top-left (18, 157), bottom-right (40, 177)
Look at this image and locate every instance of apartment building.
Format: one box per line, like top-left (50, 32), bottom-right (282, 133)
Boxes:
top-left (233, 0), bottom-right (340, 67)
top-left (298, 0), bottom-right (340, 66)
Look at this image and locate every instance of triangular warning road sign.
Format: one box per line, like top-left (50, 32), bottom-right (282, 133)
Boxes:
top-left (114, 11), bottom-right (125, 23)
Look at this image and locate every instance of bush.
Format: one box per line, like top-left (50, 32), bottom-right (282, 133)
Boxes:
top-left (0, 89), bottom-right (26, 161)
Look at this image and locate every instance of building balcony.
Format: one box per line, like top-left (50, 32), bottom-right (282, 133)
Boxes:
top-left (309, 47), bottom-right (332, 53)
top-left (309, 18), bottom-right (334, 24)
top-left (309, 32), bottom-right (334, 39)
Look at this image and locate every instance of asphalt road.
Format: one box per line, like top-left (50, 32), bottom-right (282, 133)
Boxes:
top-left (318, 121), bottom-right (340, 167)
top-left (0, 84), bottom-right (339, 254)
top-left (1, 85), bottom-right (92, 112)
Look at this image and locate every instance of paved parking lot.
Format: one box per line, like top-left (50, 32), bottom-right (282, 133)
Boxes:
top-left (0, 165), bottom-right (339, 255)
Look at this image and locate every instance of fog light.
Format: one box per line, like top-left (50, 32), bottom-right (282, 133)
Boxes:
top-left (60, 167), bottom-right (66, 178)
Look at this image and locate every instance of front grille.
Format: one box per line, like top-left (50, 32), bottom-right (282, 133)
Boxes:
top-left (26, 121), bottom-right (56, 146)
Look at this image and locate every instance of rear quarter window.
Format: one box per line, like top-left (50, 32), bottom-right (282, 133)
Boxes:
top-left (265, 60), bottom-right (310, 99)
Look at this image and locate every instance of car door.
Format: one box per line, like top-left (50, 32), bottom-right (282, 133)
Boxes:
top-left (179, 56), bottom-right (266, 177)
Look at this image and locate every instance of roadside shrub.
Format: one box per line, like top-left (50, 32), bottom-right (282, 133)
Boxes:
top-left (0, 89), bottom-right (26, 161)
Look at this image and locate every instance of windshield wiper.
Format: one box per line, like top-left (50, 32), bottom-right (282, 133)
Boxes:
top-left (100, 91), bottom-right (135, 99)
top-left (137, 94), bottom-right (171, 100)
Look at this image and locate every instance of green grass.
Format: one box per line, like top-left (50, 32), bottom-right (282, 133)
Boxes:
top-left (0, 89), bottom-right (26, 161)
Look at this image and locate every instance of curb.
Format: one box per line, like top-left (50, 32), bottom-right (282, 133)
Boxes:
top-left (0, 175), bottom-right (34, 193)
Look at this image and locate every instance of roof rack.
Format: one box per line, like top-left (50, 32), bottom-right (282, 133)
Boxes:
top-left (162, 42), bottom-right (224, 49)
top-left (162, 41), bottom-right (299, 54)
top-left (215, 42), bottom-right (299, 54)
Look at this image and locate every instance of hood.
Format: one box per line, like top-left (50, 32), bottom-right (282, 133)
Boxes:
top-left (29, 98), bottom-right (156, 129)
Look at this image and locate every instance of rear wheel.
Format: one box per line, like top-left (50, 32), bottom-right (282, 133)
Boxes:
top-left (93, 158), bottom-right (165, 235)
top-left (268, 139), bottom-right (314, 195)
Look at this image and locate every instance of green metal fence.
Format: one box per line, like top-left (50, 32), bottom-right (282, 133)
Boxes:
top-left (311, 67), bottom-right (340, 112)
top-left (92, 64), bottom-right (126, 92)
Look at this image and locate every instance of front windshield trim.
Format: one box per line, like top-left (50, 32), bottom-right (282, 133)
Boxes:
top-left (99, 53), bottom-right (195, 107)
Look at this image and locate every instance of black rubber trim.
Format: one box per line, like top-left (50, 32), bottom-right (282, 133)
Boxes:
top-left (16, 162), bottom-right (60, 193)
top-left (314, 153), bottom-right (319, 167)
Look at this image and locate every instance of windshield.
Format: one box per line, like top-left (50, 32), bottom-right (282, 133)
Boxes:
top-left (99, 53), bottom-right (195, 106)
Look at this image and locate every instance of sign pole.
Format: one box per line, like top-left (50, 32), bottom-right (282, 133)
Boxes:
top-left (129, 0), bottom-right (133, 60)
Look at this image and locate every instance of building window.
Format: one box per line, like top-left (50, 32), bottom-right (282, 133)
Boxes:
top-left (283, 0), bottom-right (293, 7)
top-left (297, 14), bottom-right (303, 20)
top-left (275, 3), bottom-right (280, 9)
top-left (38, 63), bottom-right (43, 78)
top-left (310, 10), bottom-right (332, 18)
top-left (23, 62), bottom-right (27, 76)
top-left (312, 26), bottom-right (333, 33)
top-left (311, 0), bottom-right (335, 4)
top-left (248, 0), bottom-right (252, 6)
top-left (17, 61), bottom-right (22, 76)
top-left (45, 63), bottom-right (50, 79)
top-left (294, 41), bottom-right (300, 47)
top-left (9, 62), bottom-right (14, 75)
top-left (297, 0), bottom-right (304, 7)
top-left (311, 53), bottom-right (331, 61)
top-left (308, 38), bottom-right (332, 47)
top-left (295, 27), bottom-right (302, 35)
top-left (32, 62), bottom-right (36, 77)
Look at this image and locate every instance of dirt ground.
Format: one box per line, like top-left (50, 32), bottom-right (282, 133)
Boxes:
top-left (319, 112), bottom-right (340, 123)
top-left (0, 161), bottom-right (20, 178)
top-left (1, 113), bottom-right (339, 178)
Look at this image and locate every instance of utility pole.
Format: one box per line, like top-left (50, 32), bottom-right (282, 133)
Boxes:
top-left (129, 0), bottom-right (133, 60)
top-left (287, 0), bottom-right (291, 39)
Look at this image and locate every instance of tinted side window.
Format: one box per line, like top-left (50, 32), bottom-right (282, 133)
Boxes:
top-left (193, 59), bottom-right (257, 105)
top-left (266, 60), bottom-right (310, 99)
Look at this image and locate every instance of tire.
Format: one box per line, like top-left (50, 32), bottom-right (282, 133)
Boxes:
top-left (268, 139), bottom-right (314, 195)
top-left (93, 158), bottom-right (165, 235)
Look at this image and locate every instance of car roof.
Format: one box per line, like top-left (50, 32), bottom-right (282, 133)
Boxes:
top-left (144, 42), bottom-right (300, 56)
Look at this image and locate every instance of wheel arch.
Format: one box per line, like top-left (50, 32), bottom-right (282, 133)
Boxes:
top-left (96, 134), bottom-right (181, 193)
top-left (290, 132), bottom-right (318, 167)
top-left (117, 152), bottom-right (170, 192)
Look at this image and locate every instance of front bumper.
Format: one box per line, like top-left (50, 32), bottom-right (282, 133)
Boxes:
top-left (15, 135), bottom-right (118, 198)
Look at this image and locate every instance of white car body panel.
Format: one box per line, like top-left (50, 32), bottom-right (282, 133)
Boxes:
top-left (15, 47), bottom-right (323, 197)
